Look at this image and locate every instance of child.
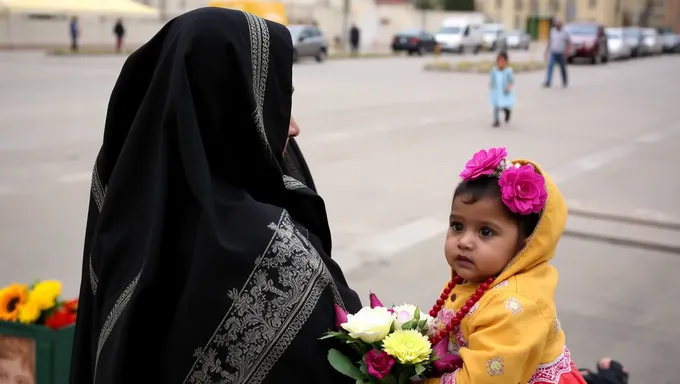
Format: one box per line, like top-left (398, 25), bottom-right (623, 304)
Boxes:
top-left (424, 147), bottom-right (586, 384)
top-left (0, 335), bottom-right (36, 384)
top-left (489, 52), bottom-right (515, 128)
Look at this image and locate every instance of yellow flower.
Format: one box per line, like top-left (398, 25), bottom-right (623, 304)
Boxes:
top-left (381, 329), bottom-right (432, 365)
top-left (0, 283), bottom-right (28, 321)
top-left (18, 300), bottom-right (41, 324)
top-left (28, 280), bottom-right (62, 311)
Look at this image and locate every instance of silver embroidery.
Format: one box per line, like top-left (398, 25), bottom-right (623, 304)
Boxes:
top-left (94, 269), bottom-right (142, 378)
top-left (184, 211), bottom-right (337, 384)
top-left (91, 163), bottom-right (107, 213)
top-left (504, 297), bottom-right (523, 315)
top-left (89, 255), bottom-right (98, 295)
top-left (282, 175), bottom-right (306, 190)
top-left (493, 280), bottom-right (509, 290)
top-left (243, 11), bottom-right (272, 157)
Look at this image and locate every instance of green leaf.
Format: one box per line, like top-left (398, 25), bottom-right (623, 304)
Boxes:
top-left (378, 375), bottom-right (397, 384)
top-left (328, 349), bottom-right (365, 381)
top-left (397, 370), bottom-right (412, 384)
top-left (401, 319), bottom-right (418, 330)
top-left (414, 308), bottom-right (421, 322)
top-left (415, 364), bottom-right (426, 376)
top-left (418, 319), bottom-right (427, 330)
top-left (320, 331), bottom-right (351, 340)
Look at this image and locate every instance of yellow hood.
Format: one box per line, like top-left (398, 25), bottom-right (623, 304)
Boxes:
top-left (494, 159), bottom-right (568, 283)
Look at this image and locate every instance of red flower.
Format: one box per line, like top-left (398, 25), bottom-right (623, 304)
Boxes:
top-left (364, 349), bottom-right (395, 379)
top-left (62, 298), bottom-right (78, 313)
top-left (45, 307), bottom-right (76, 330)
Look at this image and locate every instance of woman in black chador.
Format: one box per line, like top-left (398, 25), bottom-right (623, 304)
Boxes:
top-left (70, 8), bottom-right (361, 384)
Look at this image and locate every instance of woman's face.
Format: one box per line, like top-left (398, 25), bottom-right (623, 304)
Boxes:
top-left (284, 116), bottom-right (300, 154)
top-left (0, 358), bottom-right (34, 384)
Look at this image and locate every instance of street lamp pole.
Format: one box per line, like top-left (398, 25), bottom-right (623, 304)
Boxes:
top-left (341, 0), bottom-right (350, 51)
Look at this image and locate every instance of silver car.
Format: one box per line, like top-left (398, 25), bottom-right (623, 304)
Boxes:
top-left (502, 30), bottom-right (530, 50)
top-left (288, 24), bottom-right (328, 63)
top-left (642, 28), bottom-right (663, 55)
top-left (605, 27), bottom-right (632, 59)
top-left (623, 27), bottom-right (644, 57)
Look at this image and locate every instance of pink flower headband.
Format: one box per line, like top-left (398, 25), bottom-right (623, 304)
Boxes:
top-left (459, 147), bottom-right (547, 215)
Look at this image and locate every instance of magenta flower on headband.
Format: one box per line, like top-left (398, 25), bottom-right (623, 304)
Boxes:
top-left (459, 147), bottom-right (508, 181)
top-left (498, 164), bottom-right (548, 214)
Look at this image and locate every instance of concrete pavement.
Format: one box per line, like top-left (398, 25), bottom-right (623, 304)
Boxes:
top-left (1, 51), bottom-right (679, 382)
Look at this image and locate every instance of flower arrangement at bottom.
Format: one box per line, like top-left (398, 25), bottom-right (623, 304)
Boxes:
top-left (0, 280), bottom-right (78, 330)
top-left (320, 293), bottom-right (461, 383)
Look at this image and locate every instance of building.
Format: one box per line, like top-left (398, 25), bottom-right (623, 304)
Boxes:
top-left (477, 0), bottom-right (679, 33)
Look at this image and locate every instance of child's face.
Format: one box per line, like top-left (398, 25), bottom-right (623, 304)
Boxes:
top-left (497, 57), bottom-right (507, 68)
top-left (0, 358), bottom-right (34, 384)
top-left (445, 195), bottom-right (519, 283)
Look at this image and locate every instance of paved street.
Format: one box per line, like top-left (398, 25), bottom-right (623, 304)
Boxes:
top-left (1, 51), bottom-right (679, 382)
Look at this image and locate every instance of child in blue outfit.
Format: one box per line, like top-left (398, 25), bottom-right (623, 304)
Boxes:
top-left (489, 51), bottom-right (515, 127)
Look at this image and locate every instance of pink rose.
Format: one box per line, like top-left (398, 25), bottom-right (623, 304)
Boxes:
top-left (334, 304), bottom-right (348, 330)
top-left (459, 147), bottom-right (508, 181)
top-left (432, 339), bottom-right (463, 374)
top-left (498, 164), bottom-right (547, 214)
top-left (364, 349), bottom-right (395, 379)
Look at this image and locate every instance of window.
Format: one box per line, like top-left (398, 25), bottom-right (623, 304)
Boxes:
top-left (530, 0), bottom-right (538, 13)
top-left (589, 0), bottom-right (596, 9)
top-left (514, 14), bottom-right (521, 29)
top-left (515, 0), bottom-right (523, 11)
top-left (496, 0), bottom-right (502, 9)
top-left (549, 0), bottom-right (559, 12)
top-left (614, 0), bottom-right (620, 13)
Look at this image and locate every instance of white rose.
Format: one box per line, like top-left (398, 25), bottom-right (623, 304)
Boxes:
top-left (392, 304), bottom-right (435, 330)
top-left (341, 306), bottom-right (395, 343)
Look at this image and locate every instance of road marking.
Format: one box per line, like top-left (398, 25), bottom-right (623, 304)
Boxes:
top-left (58, 172), bottom-right (91, 183)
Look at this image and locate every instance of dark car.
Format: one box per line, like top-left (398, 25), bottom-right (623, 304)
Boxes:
top-left (565, 22), bottom-right (609, 64)
top-left (391, 28), bottom-right (438, 56)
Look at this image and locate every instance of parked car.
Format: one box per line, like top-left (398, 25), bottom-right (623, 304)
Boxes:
top-left (435, 18), bottom-right (483, 54)
top-left (392, 28), bottom-right (439, 55)
top-left (482, 23), bottom-right (505, 51)
top-left (661, 31), bottom-right (680, 53)
top-left (605, 27), bottom-right (632, 59)
top-left (623, 27), bottom-right (644, 57)
top-left (502, 30), bottom-right (531, 50)
top-left (288, 24), bottom-right (328, 63)
top-left (642, 28), bottom-right (663, 55)
top-left (565, 22), bottom-right (608, 64)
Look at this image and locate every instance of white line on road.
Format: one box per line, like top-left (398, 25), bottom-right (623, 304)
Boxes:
top-left (58, 172), bottom-right (91, 183)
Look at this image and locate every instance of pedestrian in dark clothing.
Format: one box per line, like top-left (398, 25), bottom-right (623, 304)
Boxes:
top-left (70, 16), bottom-right (79, 52)
top-left (349, 23), bottom-right (360, 55)
top-left (114, 19), bottom-right (126, 53)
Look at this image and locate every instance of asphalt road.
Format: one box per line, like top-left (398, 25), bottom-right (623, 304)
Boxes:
top-left (1, 50), bottom-right (679, 382)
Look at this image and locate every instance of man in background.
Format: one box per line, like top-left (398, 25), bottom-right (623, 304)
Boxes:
top-left (543, 17), bottom-right (571, 88)
top-left (69, 16), bottom-right (79, 52)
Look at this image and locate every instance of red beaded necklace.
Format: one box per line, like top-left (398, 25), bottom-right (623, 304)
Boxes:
top-left (429, 276), bottom-right (495, 345)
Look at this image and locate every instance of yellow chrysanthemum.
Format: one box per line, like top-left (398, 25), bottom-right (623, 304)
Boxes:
top-left (381, 329), bottom-right (432, 365)
top-left (18, 300), bottom-right (41, 324)
top-left (0, 283), bottom-right (28, 321)
top-left (28, 280), bottom-right (62, 311)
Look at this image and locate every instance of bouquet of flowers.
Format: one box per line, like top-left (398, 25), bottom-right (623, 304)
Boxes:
top-left (320, 293), bottom-right (460, 384)
top-left (0, 280), bottom-right (78, 329)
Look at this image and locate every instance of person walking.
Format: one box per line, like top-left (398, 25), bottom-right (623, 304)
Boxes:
top-left (113, 19), bottom-right (126, 53)
top-left (349, 23), bottom-right (360, 55)
top-left (543, 17), bottom-right (571, 88)
top-left (69, 16), bottom-right (79, 52)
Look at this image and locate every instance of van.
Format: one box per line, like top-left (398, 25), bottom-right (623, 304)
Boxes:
top-left (435, 17), bottom-right (483, 54)
top-left (208, 0), bottom-right (288, 25)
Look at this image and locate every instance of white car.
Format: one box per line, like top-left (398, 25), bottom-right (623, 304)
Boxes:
top-left (605, 27), bottom-right (632, 59)
top-left (482, 23), bottom-right (505, 51)
top-left (435, 18), bottom-right (484, 54)
top-left (642, 28), bottom-right (663, 55)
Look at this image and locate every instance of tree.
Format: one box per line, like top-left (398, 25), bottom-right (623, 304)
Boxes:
top-left (441, 0), bottom-right (475, 11)
top-left (414, 0), bottom-right (434, 11)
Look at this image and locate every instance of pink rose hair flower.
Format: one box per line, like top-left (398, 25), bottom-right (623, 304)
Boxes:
top-left (459, 147), bottom-right (508, 181)
top-left (498, 164), bottom-right (548, 215)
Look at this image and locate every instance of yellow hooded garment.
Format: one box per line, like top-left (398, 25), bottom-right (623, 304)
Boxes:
top-left (424, 159), bottom-right (580, 384)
